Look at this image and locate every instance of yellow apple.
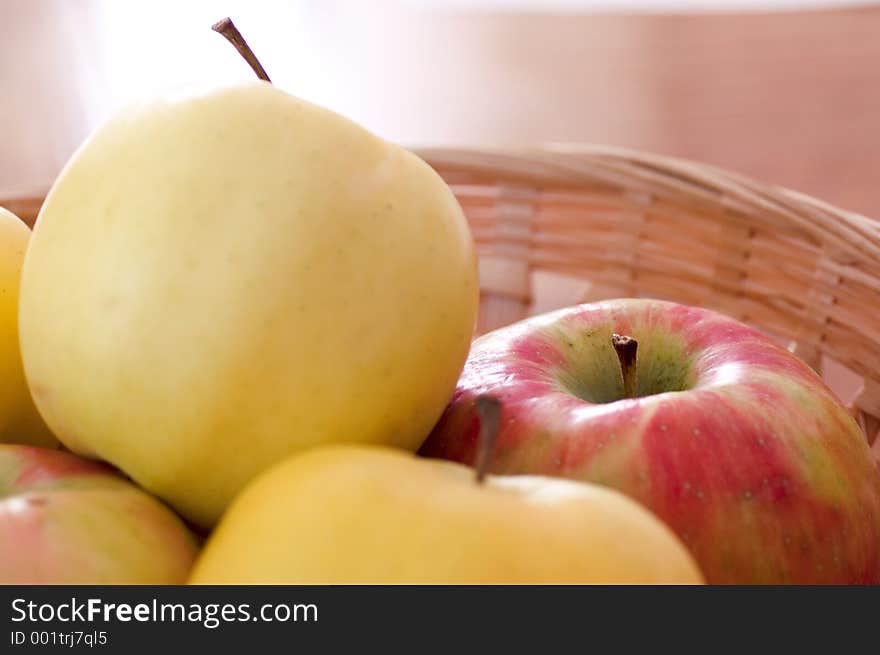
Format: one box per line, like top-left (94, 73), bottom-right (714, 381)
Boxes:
top-left (19, 82), bottom-right (478, 527)
top-left (0, 208), bottom-right (55, 447)
top-left (189, 446), bottom-right (704, 584)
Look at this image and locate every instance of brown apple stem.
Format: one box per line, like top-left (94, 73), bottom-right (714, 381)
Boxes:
top-left (473, 395), bottom-right (502, 484)
top-left (612, 333), bottom-right (639, 398)
top-left (212, 17), bottom-right (272, 82)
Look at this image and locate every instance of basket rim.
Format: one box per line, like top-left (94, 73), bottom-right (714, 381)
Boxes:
top-left (414, 144), bottom-right (880, 263)
top-left (5, 144), bottom-right (879, 262)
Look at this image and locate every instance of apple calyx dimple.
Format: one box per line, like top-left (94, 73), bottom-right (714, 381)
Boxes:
top-left (473, 395), bottom-right (502, 484)
top-left (212, 17), bottom-right (272, 83)
top-left (611, 333), bottom-right (639, 399)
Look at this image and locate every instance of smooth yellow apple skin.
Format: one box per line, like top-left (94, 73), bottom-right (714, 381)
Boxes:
top-left (189, 446), bottom-right (704, 584)
top-left (0, 209), bottom-right (56, 448)
top-left (19, 82), bottom-right (478, 527)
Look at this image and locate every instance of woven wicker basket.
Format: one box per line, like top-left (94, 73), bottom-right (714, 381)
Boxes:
top-left (5, 145), bottom-right (880, 462)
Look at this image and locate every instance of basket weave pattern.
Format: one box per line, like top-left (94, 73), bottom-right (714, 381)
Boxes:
top-left (416, 146), bottom-right (880, 457)
top-left (6, 146), bottom-right (880, 458)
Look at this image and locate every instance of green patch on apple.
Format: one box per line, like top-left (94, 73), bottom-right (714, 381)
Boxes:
top-left (553, 322), bottom-right (695, 403)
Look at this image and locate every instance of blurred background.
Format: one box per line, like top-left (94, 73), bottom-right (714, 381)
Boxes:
top-left (1, 0), bottom-right (879, 218)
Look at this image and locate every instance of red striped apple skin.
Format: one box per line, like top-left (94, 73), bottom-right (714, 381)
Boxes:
top-left (0, 445), bottom-right (198, 584)
top-left (419, 299), bottom-right (880, 584)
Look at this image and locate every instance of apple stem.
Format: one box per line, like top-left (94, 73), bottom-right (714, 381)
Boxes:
top-left (612, 333), bottom-right (639, 398)
top-left (212, 17), bottom-right (272, 83)
top-left (473, 395), bottom-right (502, 484)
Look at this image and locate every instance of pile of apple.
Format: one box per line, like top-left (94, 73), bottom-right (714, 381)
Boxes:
top-left (2, 21), bottom-right (878, 585)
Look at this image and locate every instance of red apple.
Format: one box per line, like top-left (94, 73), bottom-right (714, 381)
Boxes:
top-left (0, 445), bottom-right (199, 584)
top-left (420, 299), bottom-right (880, 584)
